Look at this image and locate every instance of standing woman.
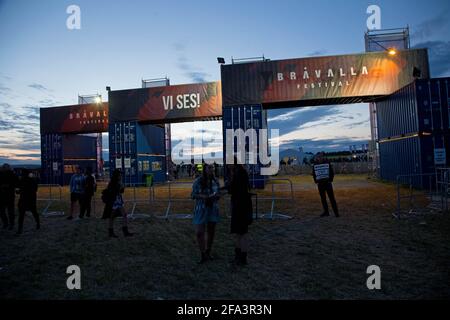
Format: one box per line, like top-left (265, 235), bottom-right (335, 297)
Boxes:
top-left (102, 169), bottom-right (134, 238)
top-left (191, 164), bottom-right (220, 264)
top-left (228, 163), bottom-right (253, 266)
top-left (17, 169), bottom-right (40, 235)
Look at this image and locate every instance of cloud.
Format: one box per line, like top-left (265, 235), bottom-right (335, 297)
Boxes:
top-left (0, 84), bottom-right (11, 95)
top-left (173, 43), bottom-right (210, 83)
top-left (28, 83), bottom-right (51, 92)
top-left (411, 8), bottom-right (450, 42)
top-left (306, 50), bottom-right (327, 57)
top-left (413, 41), bottom-right (450, 77)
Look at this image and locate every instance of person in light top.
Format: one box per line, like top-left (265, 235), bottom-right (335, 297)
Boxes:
top-left (312, 152), bottom-right (340, 218)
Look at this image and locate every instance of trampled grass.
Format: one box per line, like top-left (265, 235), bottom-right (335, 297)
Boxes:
top-left (1, 175), bottom-right (449, 299)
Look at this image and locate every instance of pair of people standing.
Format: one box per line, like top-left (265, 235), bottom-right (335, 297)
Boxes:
top-left (191, 163), bottom-right (253, 265)
top-left (1, 165), bottom-right (39, 234)
top-left (67, 167), bottom-right (96, 220)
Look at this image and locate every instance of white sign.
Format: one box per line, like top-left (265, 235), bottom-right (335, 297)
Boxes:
top-left (124, 157), bottom-right (131, 169)
top-left (434, 148), bottom-right (446, 165)
top-left (52, 162), bottom-right (58, 172)
top-left (115, 158), bottom-right (122, 169)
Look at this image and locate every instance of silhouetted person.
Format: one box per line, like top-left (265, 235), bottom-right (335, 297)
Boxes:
top-left (227, 162), bottom-right (253, 266)
top-left (68, 167), bottom-right (85, 220)
top-left (17, 169), bottom-right (40, 234)
top-left (80, 167), bottom-right (96, 218)
top-left (102, 169), bottom-right (133, 238)
top-left (312, 152), bottom-right (339, 218)
top-left (191, 164), bottom-right (220, 264)
top-left (0, 164), bottom-right (18, 230)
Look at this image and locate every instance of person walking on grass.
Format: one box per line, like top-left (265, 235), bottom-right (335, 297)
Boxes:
top-left (16, 169), bottom-right (40, 235)
top-left (227, 162), bottom-right (253, 266)
top-left (101, 169), bottom-right (134, 238)
top-left (67, 167), bottom-right (85, 220)
top-left (312, 152), bottom-right (340, 218)
top-left (0, 164), bottom-right (18, 231)
top-left (80, 167), bottom-right (96, 218)
top-left (191, 164), bottom-right (221, 264)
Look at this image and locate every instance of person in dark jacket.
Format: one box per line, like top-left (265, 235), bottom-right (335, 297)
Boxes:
top-left (312, 152), bottom-right (340, 218)
top-left (227, 162), bottom-right (253, 266)
top-left (67, 167), bottom-right (85, 220)
top-left (16, 169), bottom-right (40, 234)
top-left (101, 169), bottom-right (133, 238)
top-left (0, 164), bottom-right (18, 230)
top-left (80, 167), bottom-right (96, 218)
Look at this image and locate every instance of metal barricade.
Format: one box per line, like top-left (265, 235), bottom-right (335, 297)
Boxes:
top-left (37, 184), bottom-right (64, 217)
top-left (125, 183), bottom-right (153, 220)
top-left (251, 178), bottom-right (294, 220)
top-left (154, 181), bottom-right (194, 220)
top-left (394, 172), bottom-right (448, 219)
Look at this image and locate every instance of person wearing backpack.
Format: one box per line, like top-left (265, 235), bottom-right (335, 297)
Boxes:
top-left (101, 169), bottom-right (134, 238)
top-left (80, 167), bottom-right (96, 218)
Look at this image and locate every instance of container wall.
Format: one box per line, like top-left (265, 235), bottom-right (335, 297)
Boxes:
top-left (108, 121), bottom-right (167, 185)
top-left (376, 81), bottom-right (418, 140)
top-left (41, 133), bottom-right (63, 185)
top-left (416, 78), bottom-right (450, 134)
top-left (378, 136), bottom-right (423, 187)
top-left (222, 105), bottom-right (268, 188)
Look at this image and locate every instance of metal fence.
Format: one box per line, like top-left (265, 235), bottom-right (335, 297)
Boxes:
top-left (37, 184), bottom-right (65, 217)
top-left (90, 178), bottom-right (295, 221)
top-left (394, 169), bottom-right (450, 219)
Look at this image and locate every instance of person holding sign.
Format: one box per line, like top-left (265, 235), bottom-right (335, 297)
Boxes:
top-left (312, 152), bottom-right (340, 218)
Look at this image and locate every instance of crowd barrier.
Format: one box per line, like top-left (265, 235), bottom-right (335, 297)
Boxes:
top-left (37, 184), bottom-right (65, 217)
top-left (37, 178), bottom-right (295, 222)
top-left (251, 179), bottom-right (294, 220)
top-left (394, 170), bottom-right (450, 219)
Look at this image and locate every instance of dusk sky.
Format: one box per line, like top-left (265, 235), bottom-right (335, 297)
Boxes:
top-left (1, 0), bottom-right (450, 164)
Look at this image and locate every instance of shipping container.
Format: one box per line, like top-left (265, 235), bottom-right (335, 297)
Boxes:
top-left (222, 105), bottom-right (268, 188)
top-left (378, 133), bottom-right (449, 188)
top-left (41, 133), bottom-right (102, 185)
top-left (376, 77), bottom-right (450, 140)
top-left (376, 78), bottom-right (450, 188)
top-left (108, 121), bottom-right (167, 185)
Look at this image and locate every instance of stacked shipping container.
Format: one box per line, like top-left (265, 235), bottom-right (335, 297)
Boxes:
top-left (41, 133), bottom-right (101, 185)
top-left (222, 105), bottom-right (268, 188)
top-left (108, 121), bottom-right (166, 185)
top-left (376, 77), bottom-right (450, 187)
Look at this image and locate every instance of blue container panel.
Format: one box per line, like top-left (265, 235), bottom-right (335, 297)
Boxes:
top-left (376, 81), bottom-right (418, 140)
top-left (416, 78), bottom-right (450, 133)
top-left (222, 105), bottom-right (269, 188)
top-left (137, 155), bottom-right (167, 184)
top-left (41, 134), bottom-right (63, 185)
top-left (63, 159), bottom-right (97, 185)
top-left (62, 134), bottom-right (97, 158)
top-left (379, 136), bottom-right (422, 187)
top-left (137, 124), bottom-right (166, 155)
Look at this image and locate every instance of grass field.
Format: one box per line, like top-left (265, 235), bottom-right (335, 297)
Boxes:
top-left (1, 174), bottom-right (450, 299)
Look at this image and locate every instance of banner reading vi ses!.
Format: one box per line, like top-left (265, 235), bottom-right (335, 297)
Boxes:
top-left (108, 82), bottom-right (222, 123)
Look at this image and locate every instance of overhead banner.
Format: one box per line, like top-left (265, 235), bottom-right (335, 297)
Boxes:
top-left (109, 82), bottom-right (222, 123)
top-left (221, 49), bottom-right (430, 107)
top-left (40, 102), bottom-right (109, 134)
